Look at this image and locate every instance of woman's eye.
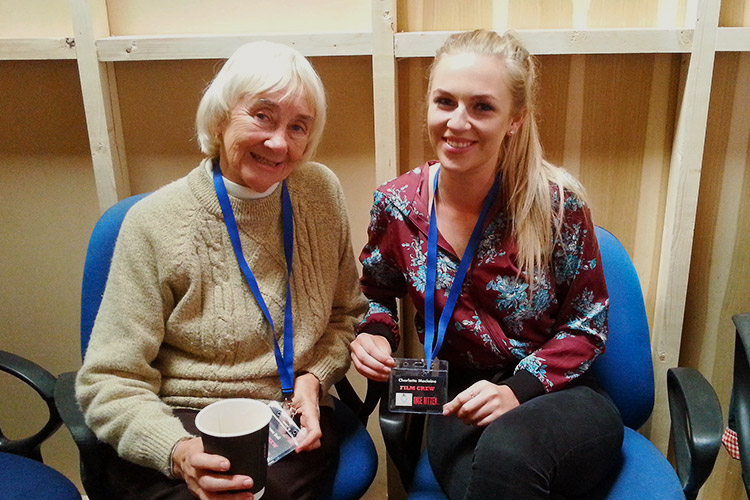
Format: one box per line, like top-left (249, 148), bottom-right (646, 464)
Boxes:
top-left (290, 123), bottom-right (308, 134)
top-left (476, 102), bottom-right (495, 112)
top-left (434, 97), bottom-right (454, 107)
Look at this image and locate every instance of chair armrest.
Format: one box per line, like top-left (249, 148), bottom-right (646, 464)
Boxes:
top-left (54, 371), bottom-right (98, 450)
top-left (334, 376), bottom-right (387, 427)
top-left (667, 366), bottom-right (723, 500)
top-left (0, 350), bottom-right (61, 461)
top-left (55, 371), bottom-right (116, 500)
top-left (731, 313), bottom-right (750, 492)
top-left (376, 378), bottom-right (425, 491)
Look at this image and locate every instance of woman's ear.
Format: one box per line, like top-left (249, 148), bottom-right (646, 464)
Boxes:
top-left (509, 108), bottom-right (527, 135)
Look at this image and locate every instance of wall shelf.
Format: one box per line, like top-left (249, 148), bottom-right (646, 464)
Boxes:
top-left (0, 37), bottom-right (76, 60)
top-left (96, 32), bottom-right (373, 61)
top-left (396, 28), bottom-right (695, 56)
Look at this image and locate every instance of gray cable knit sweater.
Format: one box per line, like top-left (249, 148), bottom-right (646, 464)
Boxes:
top-left (76, 159), bottom-right (366, 476)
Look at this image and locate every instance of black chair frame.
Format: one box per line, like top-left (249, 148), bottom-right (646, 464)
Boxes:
top-left (0, 350), bottom-right (62, 462)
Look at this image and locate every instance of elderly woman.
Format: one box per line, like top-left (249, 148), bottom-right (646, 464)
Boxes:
top-left (76, 41), bottom-right (366, 500)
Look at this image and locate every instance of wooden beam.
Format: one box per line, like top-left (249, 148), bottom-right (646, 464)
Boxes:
top-left (70, 0), bottom-right (130, 212)
top-left (371, 0), bottom-right (399, 186)
top-left (717, 27), bottom-right (750, 52)
top-left (647, 0), bottom-right (721, 453)
top-left (395, 28), bottom-right (694, 57)
top-left (96, 32), bottom-right (372, 61)
top-left (0, 37), bottom-right (76, 60)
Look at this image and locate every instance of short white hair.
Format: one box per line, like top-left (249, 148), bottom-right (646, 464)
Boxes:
top-left (196, 41), bottom-right (327, 162)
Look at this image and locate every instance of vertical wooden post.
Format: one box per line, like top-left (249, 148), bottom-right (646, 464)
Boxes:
top-left (70, 0), bottom-right (129, 212)
top-left (647, 0), bottom-right (720, 452)
top-left (371, 0), bottom-right (399, 186)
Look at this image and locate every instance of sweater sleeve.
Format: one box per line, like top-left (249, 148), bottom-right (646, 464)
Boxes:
top-left (302, 178), bottom-right (367, 393)
top-left (503, 193), bottom-right (609, 401)
top-left (75, 205), bottom-right (193, 477)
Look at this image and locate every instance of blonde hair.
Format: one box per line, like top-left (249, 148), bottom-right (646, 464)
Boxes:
top-left (196, 41), bottom-right (327, 165)
top-left (430, 29), bottom-right (587, 278)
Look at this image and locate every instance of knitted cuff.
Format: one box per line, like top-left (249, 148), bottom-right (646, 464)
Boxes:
top-left (499, 370), bottom-right (546, 404)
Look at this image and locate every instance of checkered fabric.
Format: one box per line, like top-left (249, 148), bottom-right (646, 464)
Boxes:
top-left (722, 427), bottom-right (740, 460)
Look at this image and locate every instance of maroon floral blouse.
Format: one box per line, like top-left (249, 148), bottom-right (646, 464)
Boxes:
top-left (357, 162), bottom-right (610, 402)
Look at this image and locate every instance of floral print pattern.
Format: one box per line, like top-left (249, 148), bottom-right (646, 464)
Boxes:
top-left (357, 162), bottom-right (609, 394)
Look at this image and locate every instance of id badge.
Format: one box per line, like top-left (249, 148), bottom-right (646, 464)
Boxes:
top-left (267, 401), bottom-right (301, 465)
top-left (388, 358), bottom-right (449, 414)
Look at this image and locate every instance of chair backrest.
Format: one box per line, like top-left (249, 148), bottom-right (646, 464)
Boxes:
top-left (80, 193), bottom-right (150, 358)
top-left (591, 227), bottom-right (654, 430)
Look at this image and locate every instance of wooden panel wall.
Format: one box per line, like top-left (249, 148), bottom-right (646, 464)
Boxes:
top-left (1, 0), bottom-right (749, 499)
top-left (683, 50), bottom-right (750, 499)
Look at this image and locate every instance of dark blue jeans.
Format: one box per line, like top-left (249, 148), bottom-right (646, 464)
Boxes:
top-left (427, 373), bottom-right (624, 500)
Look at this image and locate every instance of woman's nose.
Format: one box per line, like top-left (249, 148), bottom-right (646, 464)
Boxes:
top-left (446, 106), bottom-right (470, 131)
top-left (264, 127), bottom-right (289, 153)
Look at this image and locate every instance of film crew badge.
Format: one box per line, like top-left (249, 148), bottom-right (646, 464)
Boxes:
top-left (388, 358), bottom-right (448, 414)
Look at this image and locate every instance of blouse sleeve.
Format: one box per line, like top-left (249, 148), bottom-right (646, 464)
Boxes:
top-left (503, 192), bottom-right (609, 402)
top-left (356, 189), bottom-right (408, 351)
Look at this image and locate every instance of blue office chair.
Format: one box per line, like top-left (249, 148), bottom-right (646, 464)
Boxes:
top-left (0, 350), bottom-right (82, 500)
top-left (54, 193), bottom-right (378, 500)
top-left (378, 226), bottom-right (723, 500)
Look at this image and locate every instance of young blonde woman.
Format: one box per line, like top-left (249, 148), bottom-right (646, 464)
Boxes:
top-left (350, 30), bottom-right (624, 499)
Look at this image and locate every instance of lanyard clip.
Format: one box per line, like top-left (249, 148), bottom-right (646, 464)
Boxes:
top-left (282, 393), bottom-right (297, 417)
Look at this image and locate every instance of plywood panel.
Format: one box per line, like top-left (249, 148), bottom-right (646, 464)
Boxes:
top-left (0, 58), bottom-right (97, 492)
top-left (400, 0), bottom-right (689, 31)
top-left (105, 0), bottom-right (371, 35)
top-left (0, 0), bottom-right (73, 37)
top-left (397, 0), bottom-right (493, 31)
top-left (719, 0), bottom-right (750, 26)
top-left (505, 1), bottom-right (575, 29)
top-left (536, 55), bottom-right (573, 167)
top-left (683, 51), bottom-right (750, 500)
top-left (397, 58), bottom-right (430, 176)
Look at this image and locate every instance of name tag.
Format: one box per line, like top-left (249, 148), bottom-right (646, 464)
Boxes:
top-left (388, 358), bottom-right (448, 414)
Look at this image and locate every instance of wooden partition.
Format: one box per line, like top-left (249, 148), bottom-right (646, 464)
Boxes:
top-left (1, 0), bottom-right (749, 498)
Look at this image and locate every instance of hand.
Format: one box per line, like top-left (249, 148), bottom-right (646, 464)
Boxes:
top-left (442, 381), bottom-right (520, 426)
top-left (171, 437), bottom-right (255, 500)
top-left (349, 333), bottom-right (396, 381)
top-left (292, 372), bottom-right (322, 452)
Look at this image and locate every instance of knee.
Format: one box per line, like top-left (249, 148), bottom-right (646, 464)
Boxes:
top-left (473, 416), bottom-right (546, 479)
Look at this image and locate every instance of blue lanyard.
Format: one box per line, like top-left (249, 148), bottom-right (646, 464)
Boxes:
top-left (212, 163), bottom-right (295, 398)
top-left (424, 167), bottom-right (500, 367)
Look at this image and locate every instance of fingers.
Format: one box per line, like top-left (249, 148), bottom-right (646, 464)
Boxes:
top-left (350, 333), bottom-right (395, 381)
top-left (295, 418), bottom-right (322, 452)
top-left (291, 390), bottom-right (322, 452)
top-left (442, 383), bottom-right (482, 416)
top-left (181, 448), bottom-right (255, 499)
top-left (196, 473), bottom-right (254, 495)
top-left (295, 405), bottom-right (322, 451)
top-left (442, 382), bottom-right (519, 426)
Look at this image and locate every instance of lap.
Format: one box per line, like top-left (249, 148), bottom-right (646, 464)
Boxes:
top-left (106, 406), bottom-right (338, 500)
top-left (427, 377), bottom-right (624, 500)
